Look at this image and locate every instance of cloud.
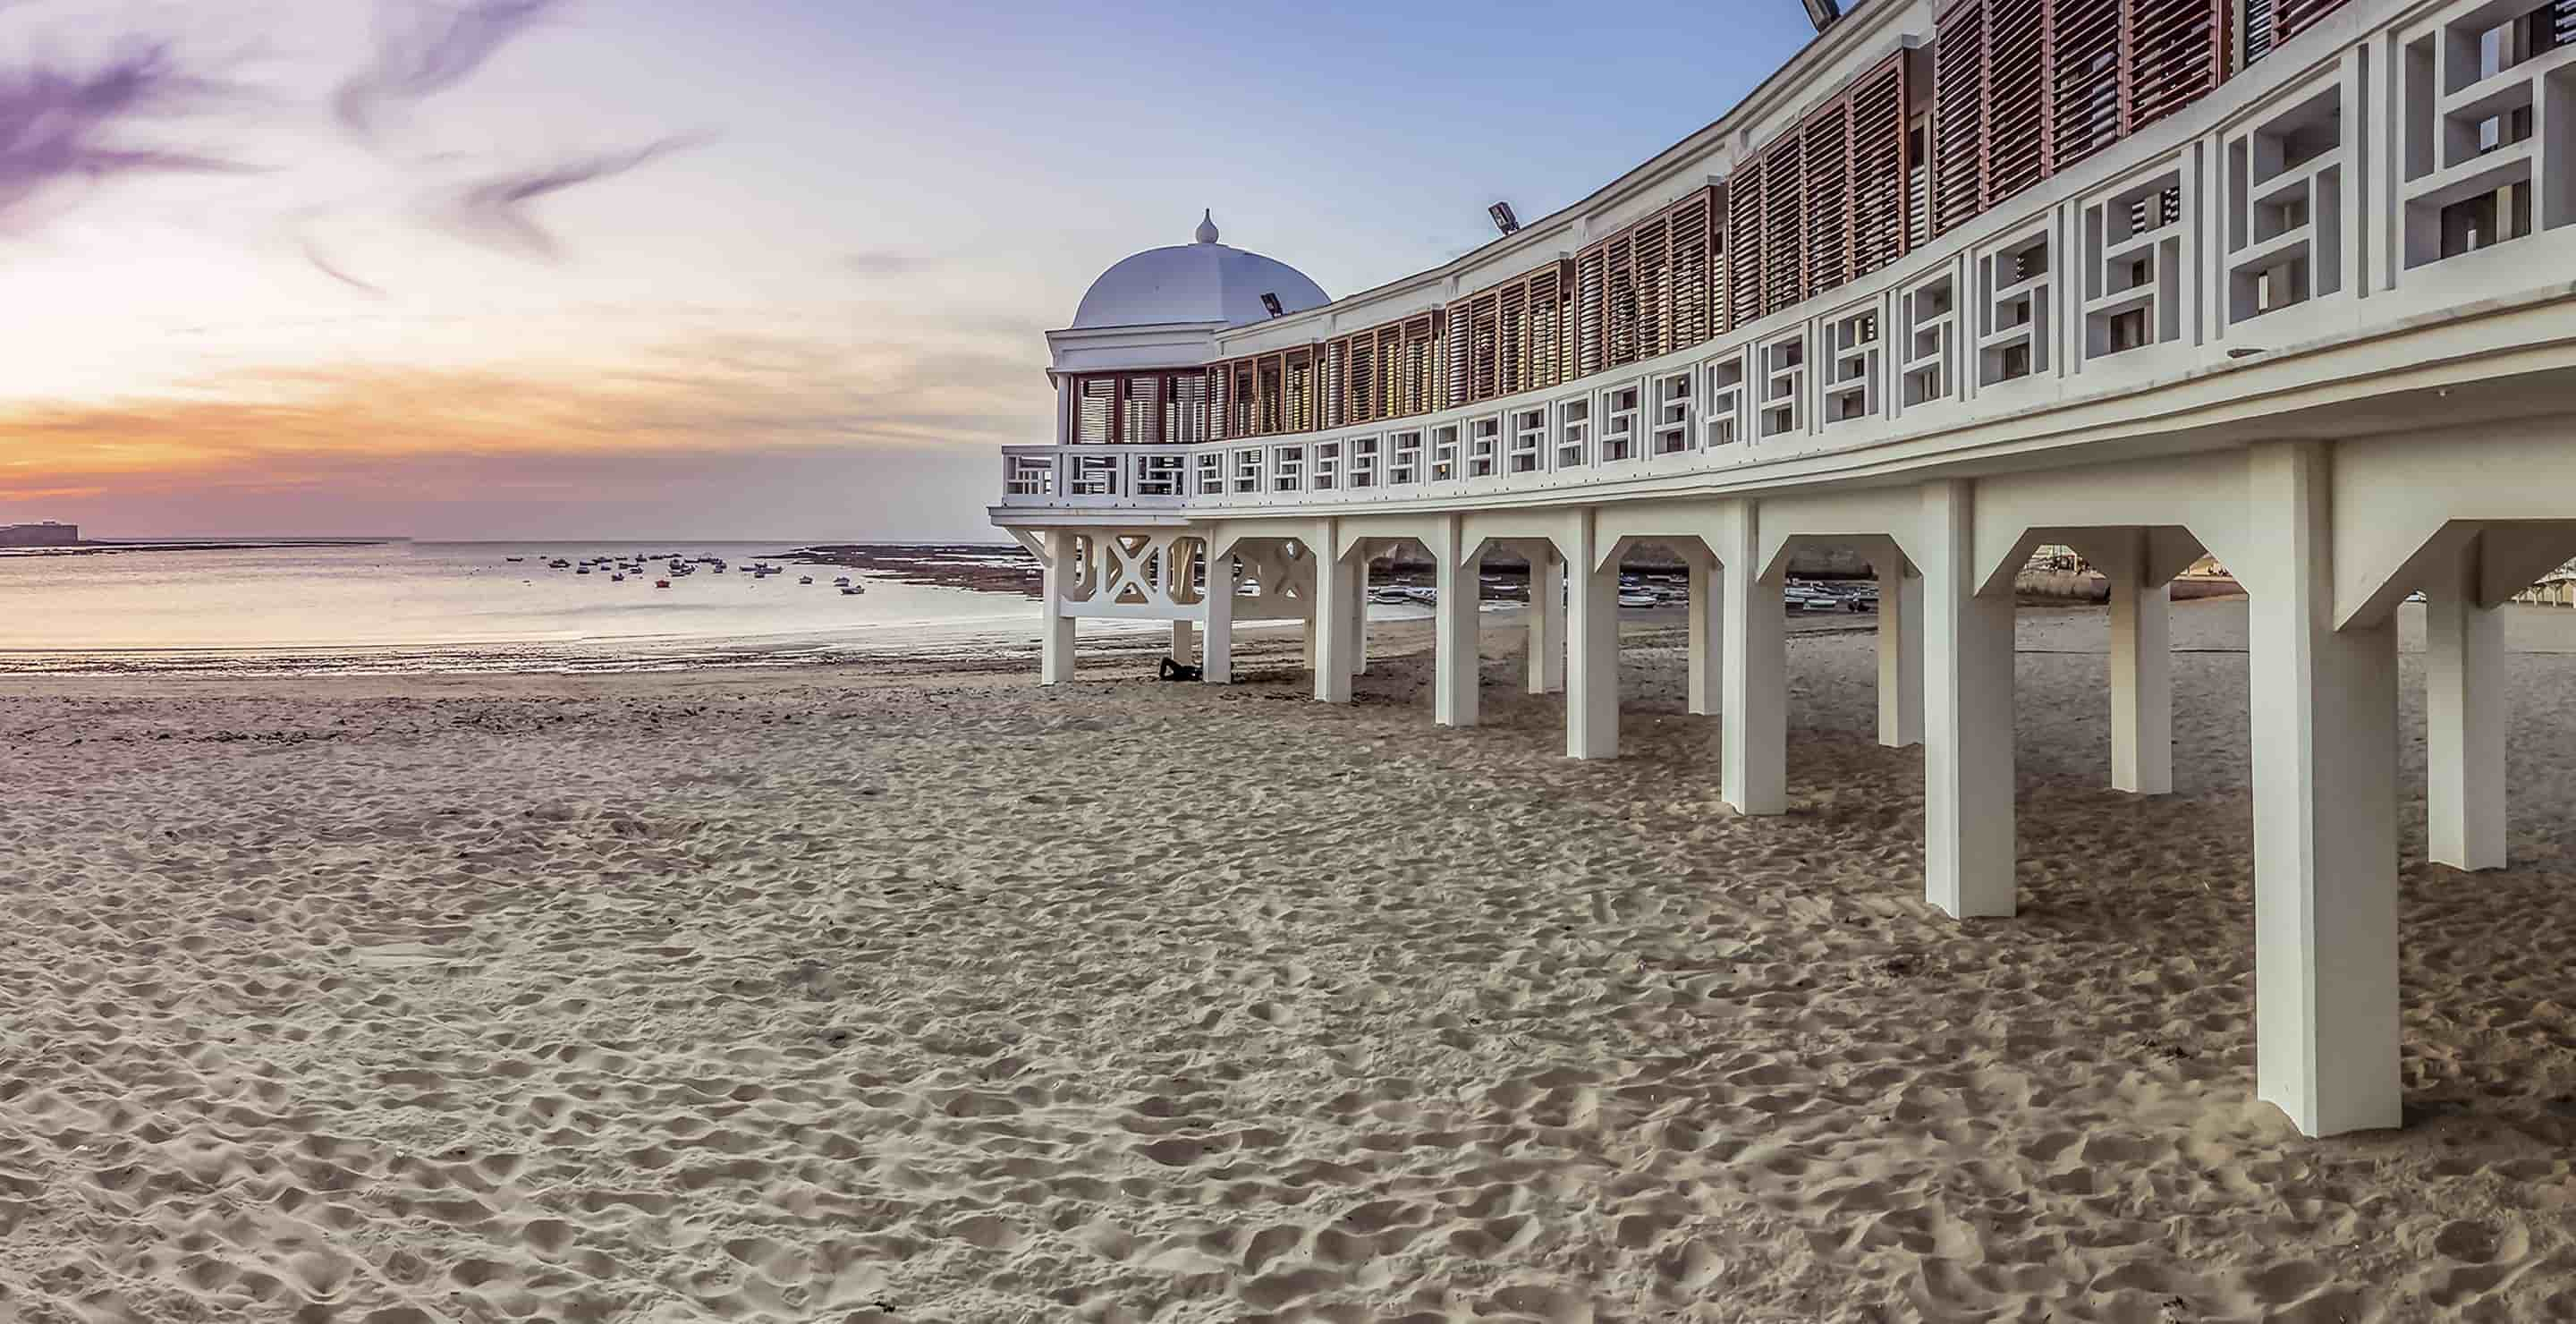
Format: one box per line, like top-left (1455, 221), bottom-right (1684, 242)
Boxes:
top-left (428, 134), bottom-right (700, 259)
top-left (300, 237), bottom-right (387, 295)
top-left (0, 41), bottom-right (256, 227)
top-left (846, 249), bottom-right (912, 276)
top-left (334, 0), bottom-right (565, 143)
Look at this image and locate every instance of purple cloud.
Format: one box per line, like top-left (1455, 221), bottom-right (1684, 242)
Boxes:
top-left (335, 0), bottom-right (565, 142)
top-left (0, 43), bottom-right (252, 225)
top-left (429, 135), bottom-right (698, 259)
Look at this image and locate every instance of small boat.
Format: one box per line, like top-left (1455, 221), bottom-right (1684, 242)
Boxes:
top-left (505, 556), bottom-right (524, 563)
top-left (841, 585), bottom-right (865, 595)
top-left (799, 576), bottom-right (813, 585)
top-left (611, 573), bottom-right (625, 582)
top-left (576, 565), bottom-right (590, 574)
top-left (832, 576), bottom-right (851, 587)
top-left (1618, 590), bottom-right (1658, 608)
top-left (655, 579), bottom-right (671, 589)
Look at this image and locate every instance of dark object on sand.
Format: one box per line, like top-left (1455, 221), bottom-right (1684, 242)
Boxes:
top-left (1159, 658), bottom-right (1202, 682)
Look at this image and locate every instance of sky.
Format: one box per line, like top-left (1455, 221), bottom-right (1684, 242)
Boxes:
top-left (0, 0), bottom-right (1818, 540)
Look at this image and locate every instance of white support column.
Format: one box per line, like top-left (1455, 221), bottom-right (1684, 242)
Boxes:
top-left (1564, 521), bottom-right (1620, 760)
top-left (1920, 480), bottom-right (2016, 919)
top-left (1435, 543), bottom-right (1482, 727)
top-left (2106, 530), bottom-right (2174, 794)
top-left (1311, 530), bottom-right (1355, 704)
top-left (1721, 508), bottom-right (1786, 814)
top-left (1040, 530), bottom-right (1078, 686)
top-left (1349, 554), bottom-right (1371, 676)
top-left (1201, 550), bottom-right (1233, 684)
top-left (1877, 560), bottom-right (1923, 748)
top-left (2245, 440), bottom-right (2400, 1138)
top-left (2427, 539), bottom-right (2506, 870)
top-left (1528, 543), bottom-right (1567, 694)
top-left (1687, 554), bottom-right (1721, 717)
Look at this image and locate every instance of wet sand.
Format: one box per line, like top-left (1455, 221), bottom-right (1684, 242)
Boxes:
top-left (4, 598), bottom-right (2575, 1322)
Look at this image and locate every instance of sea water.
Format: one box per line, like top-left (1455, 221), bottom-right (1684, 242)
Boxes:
top-left (0, 540), bottom-right (1093, 675)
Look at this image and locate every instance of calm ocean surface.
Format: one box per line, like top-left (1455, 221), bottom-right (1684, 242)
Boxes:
top-left (0, 540), bottom-right (1121, 675)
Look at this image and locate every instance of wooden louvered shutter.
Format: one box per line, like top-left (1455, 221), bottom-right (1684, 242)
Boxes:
top-left (1803, 100), bottom-right (1852, 301)
top-left (1524, 263), bottom-right (1565, 388)
top-left (1629, 212), bottom-right (1671, 360)
top-left (1575, 243), bottom-right (1609, 376)
top-left (1320, 340), bottom-right (1344, 429)
top-left (1408, 315), bottom-right (1438, 416)
top-left (1444, 302), bottom-right (1472, 408)
top-left (1495, 279), bottom-right (1528, 395)
top-left (1932, 0), bottom-right (1987, 238)
top-left (1350, 331), bottom-right (1377, 424)
top-left (1469, 292), bottom-right (1501, 401)
top-left (1761, 140), bottom-right (1805, 318)
top-left (1728, 163), bottom-right (1766, 328)
top-left (2054, 0), bottom-right (2123, 172)
top-left (1666, 187), bottom-right (1716, 349)
top-left (1603, 232), bottom-right (1639, 367)
top-left (1985, 0), bottom-right (2051, 208)
top-left (2131, 0), bottom-right (2226, 134)
top-left (1851, 59), bottom-right (1911, 278)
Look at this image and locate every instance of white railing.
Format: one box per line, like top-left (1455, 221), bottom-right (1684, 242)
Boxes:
top-left (998, 0), bottom-right (2576, 517)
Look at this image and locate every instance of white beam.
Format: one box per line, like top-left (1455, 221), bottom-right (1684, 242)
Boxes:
top-left (1877, 562), bottom-right (1923, 748)
top-left (1350, 554), bottom-right (1371, 676)
top-left (1169, 619), bottom-right (1195, 666)
top-left (2428, 539), bottom-right (2506, 870)
top-left (1722, 505), bottom-right (1786, 814)
top-left (1436, 544), bottom-right (1482, 727)
top-left (1202, 551), bottom-right (1233, 684)
top-left (1040, 530), bottom-right (1077, 686)
top-left (2245, 440), bottom-right (2401, 1138)
top-left (2106, 529), bottom-right (2174, 794)
top-left (1687, 555), bottom-right (1721, 717)
top-left (1528, 543), bottom-right (1567, 694)
top-left (1311, 532), bottom-right (1356, 704)
top-left (1564, 518), bottom-right (1620, 760)
top-left (1921, 480), bottom-right (2016, 918)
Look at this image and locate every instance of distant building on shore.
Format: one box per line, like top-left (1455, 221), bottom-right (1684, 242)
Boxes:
top-left (0, 522), bottom-right (78, 547)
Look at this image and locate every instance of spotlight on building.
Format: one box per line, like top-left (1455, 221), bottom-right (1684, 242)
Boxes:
top-left (1260, 292), bottom-right (1285, 318)
top-left (1802, 0), bottom-right (1842, 31)
top-left (1488, 202), bottom-right (1521, 235)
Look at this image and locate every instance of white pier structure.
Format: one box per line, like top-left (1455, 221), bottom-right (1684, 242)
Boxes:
top-left (992, 0), bottom-right (2576, 1137)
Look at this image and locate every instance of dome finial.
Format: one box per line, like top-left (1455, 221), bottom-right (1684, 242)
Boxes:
top-left (1194, 209), bottom-right (1219, 244)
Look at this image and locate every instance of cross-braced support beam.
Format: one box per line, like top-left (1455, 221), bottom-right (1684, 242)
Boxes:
top-left (1721, 505), bottom-right (1786, 814)
top-left (1041, 529), bottom-right (1077, 686)
top-left (1877, 559), bottom-right (1924, 748)
top-left (1922, 480), bottom-right (2016, 919)
top-left (2243, 441), bottom-right (2402, 1138)
top-left (1528, 542), bottom-right (1567, 695)
top-left (1436, 532), bottom-right (1481, 727)
top-left (1564, 519), bottom-right (1619, 760)
top-left (1687, 550), bottom-right (1721, 717)
top-left (2427, 537), bottom-right (2506, 871)
top-left (2097, 529), bottom-right (2174, 794)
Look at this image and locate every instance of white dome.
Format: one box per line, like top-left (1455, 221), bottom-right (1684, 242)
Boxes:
top-left (1071, 212), bottom-right (1329, 329)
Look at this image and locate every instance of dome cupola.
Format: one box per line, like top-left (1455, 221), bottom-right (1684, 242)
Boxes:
top-left (1069, 212), bottom-right (1328, 330)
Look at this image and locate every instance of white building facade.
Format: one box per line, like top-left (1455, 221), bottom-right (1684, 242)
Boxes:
top-left (992, 0), bottom-right (2576, 1137)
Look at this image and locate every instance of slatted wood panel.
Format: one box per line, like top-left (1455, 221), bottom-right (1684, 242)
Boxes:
top-left (1933, 0), bottom-right (1988, 238)
top-left (1803, 100), bottom-right (1853, 300)
top-left (1496, 279), bottom-right (1529, 395)
top-left (1630, 212), bottom-right (1672, 359)
top-left (1729, 159), bottom-right (1768, 328)
top-left (2055, 0), bottom-right (2124, 171)
top-left (1667, 186), bottom-right (1719, 344)
top-left (1602, 231), bottom-right (1639, 366)
top-left (1986, 0), bottom-right (2053, 206)
top-left (1851, 60), bottom-right (1911, 277)
top-left (1445, 303), bottom-right (1473, 408)
top-left (1761, 138), bottom-right (1806, 318)
top-left (1575, 246), bottom-right (1607, 376)
top-left (2130, 0), bottom-right (2226, 132)
top-left (1524, 260), bottom-right (1570, 390)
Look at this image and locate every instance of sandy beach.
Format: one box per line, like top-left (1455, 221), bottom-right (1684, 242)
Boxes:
top-left (6, 597), bottom-right (2576, 1323)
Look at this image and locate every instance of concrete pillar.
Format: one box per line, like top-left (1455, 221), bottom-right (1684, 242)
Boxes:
top-left (1349, 556), bottom-right (1371, 676)
top-left (2106, 530), bottom-right (2174, 794)
top-left (2245, 440), bottom-right (2401, 1138)
top-left (1564, 524), bottom-right (1620, 760)
top-left (1201, 551), bottom-right (1233, 684)
top-left (2427, 540), bottom-right (2506, 871)
top-left (1920, 480), bottom-right (2015, 919)
top-left (1435, 545), bottom-right (1482, 727)
top-left (1687, 554), bottom-right (1721, 717)
top-left (1041, 530), bottom-right (1077, 686)
top-left (1721, 509), bottom-right (1786, 814)
top-left (1169, 619), bottom-right (1195, 666)
top-left (1311, 539), bottom-right (1356, 705)
top-left (1877, 560), bottom-right (1923, 748)
top-left (1528, 543), bottom-right (1567, 694)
